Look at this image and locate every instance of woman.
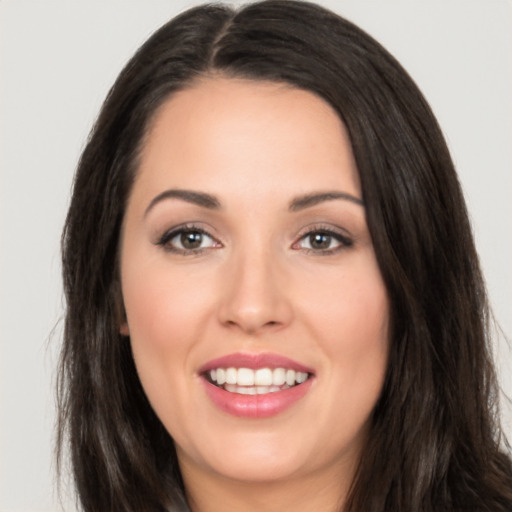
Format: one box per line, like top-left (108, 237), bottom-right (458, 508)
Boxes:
top-left (57, 1), bottom-right (512, 511)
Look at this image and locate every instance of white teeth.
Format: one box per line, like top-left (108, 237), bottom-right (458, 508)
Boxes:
top-left (238, 386), bottom-right (256, 395)
top-left (225, 367), bottom-right (237, 385)
top-left (272, 368), bottom-right (286, 386)
top-left (216, 368), bottom-right (226, 385)
top-left (223, 384), bottom-right (291, 395)
top-left (207, 366), bottom-right (310, 392)
top-left (255, 368), bottom-right (272, 386)
top-left (296, 372), bottom-right (308, 384)
top-left (237, 368), bottom-right (255, 386)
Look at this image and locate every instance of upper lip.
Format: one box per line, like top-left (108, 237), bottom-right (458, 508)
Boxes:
top-left (198, 352), bottom-right (315, 375)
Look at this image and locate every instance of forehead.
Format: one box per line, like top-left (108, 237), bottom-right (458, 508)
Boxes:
top-left (134, 77), bottom-right (360, 202)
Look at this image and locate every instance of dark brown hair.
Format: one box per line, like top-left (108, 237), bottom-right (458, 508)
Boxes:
top-left (58, 1), bottom-right (512, 511)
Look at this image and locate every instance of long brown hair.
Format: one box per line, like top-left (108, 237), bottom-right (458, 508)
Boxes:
top-left (58, 1), bottom-right (512, 510)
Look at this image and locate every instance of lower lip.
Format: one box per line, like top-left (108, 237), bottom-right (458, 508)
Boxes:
top-left (202, 378), bottom-right (314, 418)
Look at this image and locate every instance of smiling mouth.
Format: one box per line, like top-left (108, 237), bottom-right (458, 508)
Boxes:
top-left (205, 367), bottom-right (312, 395)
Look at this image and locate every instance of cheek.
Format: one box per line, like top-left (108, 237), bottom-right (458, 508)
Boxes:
top-left (120, 257), bottom-right (221, 444)
top-left (302, 256), bottom-right (389, 343)
top-left (120, 246), bottom-right (218, 411)
top-left (300, 255), bottom-right (389, 400)
top-left (122, 255), bottom-right (215, 352)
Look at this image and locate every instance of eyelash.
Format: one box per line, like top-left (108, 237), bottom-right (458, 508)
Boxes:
top-left (155, 224), bottom-right (353, 256)
top-left (292, 225), bottom-right (353, 255)
top-left (156, 224), bottom-right (220, 255)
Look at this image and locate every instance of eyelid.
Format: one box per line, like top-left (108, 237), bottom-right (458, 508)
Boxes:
top-left (155, 223), bottom-right (222, 254)
top-left (292, 223), bottom-right (354, 254)
top-left (153, 221), bottom-right (354, 255)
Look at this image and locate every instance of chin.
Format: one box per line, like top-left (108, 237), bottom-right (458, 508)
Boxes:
top-left (200, 450), bottom-right (308, 483)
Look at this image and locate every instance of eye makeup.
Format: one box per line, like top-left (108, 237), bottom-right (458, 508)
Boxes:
top-left (155, 223), bottom-right (222, 255)
top-left (292, 224), bottom-right (354, 255)
top-left (153, 220), bottom-right (355, 258)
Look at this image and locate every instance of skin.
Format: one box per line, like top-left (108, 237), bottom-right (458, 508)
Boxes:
top-left (120, 77), bottom-right (390, 512)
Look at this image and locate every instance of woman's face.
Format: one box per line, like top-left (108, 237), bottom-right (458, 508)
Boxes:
top-left (120, 78), bottom-right (389, 488)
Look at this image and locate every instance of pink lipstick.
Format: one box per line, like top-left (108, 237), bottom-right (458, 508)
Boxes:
top-left (199, 353), bottom-right (315, 418)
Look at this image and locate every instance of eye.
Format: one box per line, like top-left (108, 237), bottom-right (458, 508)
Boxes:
top-left (157, 225), bottom-right (221, 254)
top-left (293, 228), bottom-right (353, 254)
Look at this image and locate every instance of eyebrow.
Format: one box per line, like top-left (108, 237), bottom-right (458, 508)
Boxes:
top-left (144, 189), bottom-right (221, 217)
top-left (289, 191), bottom-right (364, 211)
top-left (144, 188), bottom-right (364, 217)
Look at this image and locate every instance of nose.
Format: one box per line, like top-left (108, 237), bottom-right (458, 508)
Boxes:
top-left (217, 247), bottom-right (294, 335)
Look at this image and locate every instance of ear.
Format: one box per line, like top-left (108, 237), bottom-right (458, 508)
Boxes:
top-left (120, 322), bottom-right (130, 336)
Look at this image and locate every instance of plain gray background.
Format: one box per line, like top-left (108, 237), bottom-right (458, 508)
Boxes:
top-left (1, 1), bottom-right (511, 511)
